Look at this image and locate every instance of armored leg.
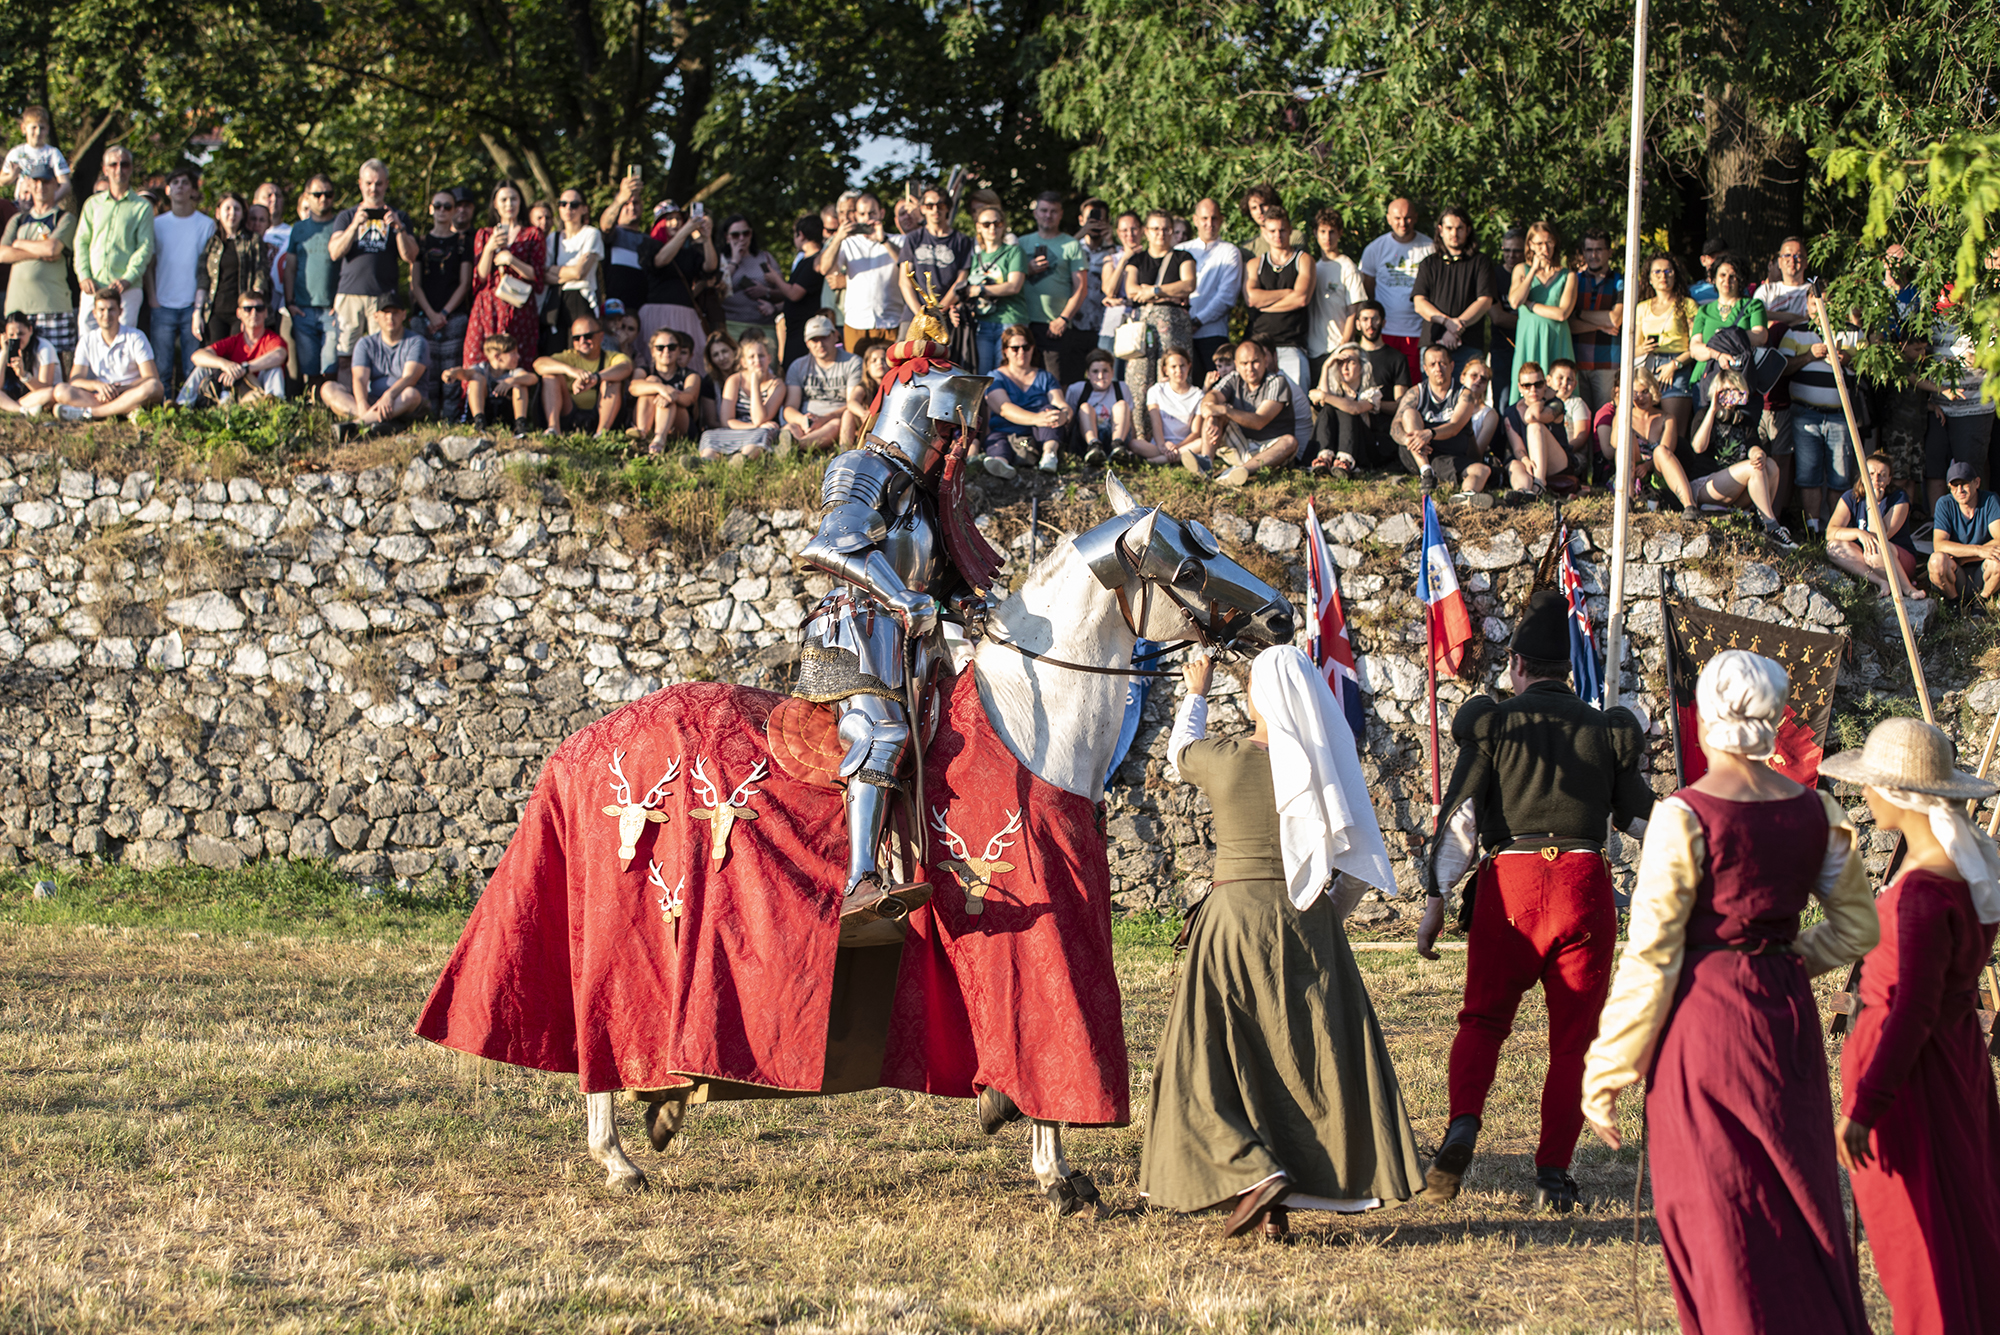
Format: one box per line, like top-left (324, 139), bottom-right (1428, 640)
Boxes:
top-left (836, 695), bottom-right (911, 895)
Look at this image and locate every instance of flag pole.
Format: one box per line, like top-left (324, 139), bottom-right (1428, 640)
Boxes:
top-left (1601, 0), bottom-right (1650, 712)
top-left (1428, 596), bottom-right (1441, 807)
top-left (1812, 295), bottom-right (1932, 723)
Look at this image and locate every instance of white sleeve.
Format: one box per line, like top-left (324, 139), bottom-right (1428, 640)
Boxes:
top-left (1431, 798), bottom-right (1479, 893)
top-left (1165, 694), bottom-right (1209, 783)
top-left (1342, 258), bottom-right (1368, 303)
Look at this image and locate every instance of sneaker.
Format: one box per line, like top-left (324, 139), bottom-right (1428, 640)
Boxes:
top-left (331, 420), bottom-right (354, 443)
top-left (1083, 444), bottom-right (1107, 466)
top-left (983, 454), bottom-right (1017, 480)
top-left (1039, 448), bottom-right (1060, 474)
top-left (775, 428), bottom-right (798, 458)
top-left (544, 425), bottom-right (559, 437)
top-left (55, 404), bottom-right (93, 423)
top-left (1420, 464), bottom-right (1438, 492)
top-left (1217, 464), bottom-right (1250, 487)
top-left (512, 419), bottom-right (530, 439)
top-left (471, 414), bottom-right (489, 431)
top-left (1451, 490), bottom-right (1496, 510)
top-left (1178, 445), bottom-right (1212, 479)
top-left (1763, 519), bottom-right (1798, 551)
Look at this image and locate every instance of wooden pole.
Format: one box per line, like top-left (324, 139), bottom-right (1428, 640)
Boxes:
top-left (1428, 597), bottom-right (1442, 807)
top-left (1601, 0), bottom-right (1650, 712)
top-left (1812, 297), bottom-right (1932, 724)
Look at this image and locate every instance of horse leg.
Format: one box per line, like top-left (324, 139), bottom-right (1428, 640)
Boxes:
top-left (1030, 1120), bottom-right (1102, 1217)
top-left (585, 1091), bottom-right (649, 1193)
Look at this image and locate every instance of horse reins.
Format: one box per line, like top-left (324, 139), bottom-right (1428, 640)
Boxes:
top-left (983, 636), bottom-right (1186, 678)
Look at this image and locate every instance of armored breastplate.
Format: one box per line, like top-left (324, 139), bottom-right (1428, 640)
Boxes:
top-left (880, 485), bottom-right (941, 595)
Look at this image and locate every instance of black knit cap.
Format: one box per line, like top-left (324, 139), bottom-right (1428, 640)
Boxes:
top-left (1512, 589), bottom-right (1570, 661)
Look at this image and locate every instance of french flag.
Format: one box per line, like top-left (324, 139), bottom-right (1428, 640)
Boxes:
top-left (1417, 495), bottom-right (1474, 675)
top-left (1303, 498), bottom-right (1366, 744)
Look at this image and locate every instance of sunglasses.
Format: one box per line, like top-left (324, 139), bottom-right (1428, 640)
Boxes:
top-left (307, 189), bottom-right (332, 197)
top-left (560, 200), bottom-right (585, 209)
top-left (652, 342), bottom-right (677, 352)
top-left (923, 199), bottom-right (944, 208)
top-left (1466, 374), bottom-right (1490, 383)
top-left (727, 229), bottom-right (750, 238)
top-left (1004, 342), bottom-right (1031, 351)
top-left (573, 332), bottom-right (599, 341)
top-left (432, 201), bottom-right (455, 209)
top-left (1518, 379), bottom-right (1544, 389)
top-left (238, 305), bottom-right (266, 313)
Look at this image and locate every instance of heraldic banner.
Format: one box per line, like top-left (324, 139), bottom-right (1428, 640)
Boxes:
top-left (1664, 597), bottom-right (1846, 786)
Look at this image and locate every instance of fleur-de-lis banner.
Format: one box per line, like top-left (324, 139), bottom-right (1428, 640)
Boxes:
top-left (1666, 597), bottom-right (1846, 786)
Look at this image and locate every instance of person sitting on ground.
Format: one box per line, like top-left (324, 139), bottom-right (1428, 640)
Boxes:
top-left (695, 333), bottom-right (784, 464)
top-left (1392, 342), bottom-right (1493, 504)
top-left (49, 289), bottom-right (163, 420)
top-left (1188, 337), bottom-right (1303, 487)
top-left (1547, 359), bottom-right (1593, 465)
top-left (442, 333), bottom-right (538, 438)
top-left (534, 315), bottom-right (632, 437)
top-left (982, 322), bottom-right (1069, 479)
top-left (1927, 461), bottom-right (2000, 606)
top-left (842, 336), bottom-right (891, 443)
top-left (1459, 357), bottom-right (1502, 457)
top-left (699, 329), bottom-right (738, 432)
top-left (1827, 453), bottom-right (1922, 599)
top-left (781, 314), bottom-right (861, 452)
top-left (1677, 365), bottom-right (1794, 547)
top-left (177, 294), bottom-right (288, 407)
top-left (1502, 360), bottom-right (1573, 496)
top-left (0, 310), bottom-right (63, 416)
top-left (1201, 340), bottom-right (1234, 394)
top-left (1142, 346), bottom-right (1205, 464)
top-left (1064, 347), bottom-right (1138, 465)
top-left (1305, 340), bottom-right (1391, 478)
top-left (1596, 374), bottom-right (1674, 496)
top-left (626, 330), bottom-right (700, 453)
top-left (320, 295), bottom-right (428, 439)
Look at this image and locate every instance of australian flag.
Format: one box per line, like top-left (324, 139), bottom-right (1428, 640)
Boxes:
top-left (1556, 523), bottom-right (1603, 708)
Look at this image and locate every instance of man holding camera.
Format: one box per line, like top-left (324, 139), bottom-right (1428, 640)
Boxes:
top-left (815, 192), bottom-right (903, 352)
top-left (1024, 191), bottom-right (1089, 384)
top-left (328, 158), bottom-right (420, 375)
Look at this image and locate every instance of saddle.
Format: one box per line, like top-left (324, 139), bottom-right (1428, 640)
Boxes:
top-left (766, 696), bottom-right (846, 789)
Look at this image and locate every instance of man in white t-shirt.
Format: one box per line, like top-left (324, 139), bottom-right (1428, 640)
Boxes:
top-left (815, 193), bottom-right (903, 351)
top-left (53, 289), bottom-right (164, 419)
top-left (1307, 207), bottom-right (1368, 385)
top-left (146, 166), bottom-right (216, 392)
top-left (1753, 236), bottom-right (1814, 335)
top-left (1179, 198), bottom-right (1243, 377)
top-left (1358, 197), bottom-right (1435, 386)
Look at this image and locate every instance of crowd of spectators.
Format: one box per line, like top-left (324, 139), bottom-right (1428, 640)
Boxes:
top-left (0, 105), bottom-right (1994, 585)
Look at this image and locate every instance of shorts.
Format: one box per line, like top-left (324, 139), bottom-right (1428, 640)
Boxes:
top-left (332, 293), bottom-right (390, 356)
top-left (1925, 411), bottom-right (1996, 481)
top-left (698, 425), bottom-right (775, 455)
top-left (1790, 405), bottom-right (1857, 490)
top-left (30, 311), bottom-right (76, 354)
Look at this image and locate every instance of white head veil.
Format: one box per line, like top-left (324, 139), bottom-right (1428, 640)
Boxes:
top-left (1873, 787), bottom-right (2000, 925)
top-left (1695, 649), bottom-right (1788, 760)
top-left (1247, 644), bottom-right (1395, 912)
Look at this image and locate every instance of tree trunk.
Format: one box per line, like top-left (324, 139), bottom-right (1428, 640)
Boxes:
top-left (663, 0), bottom-right (713, 205)
top-left (1703, 82), bottom-right (1806, 276)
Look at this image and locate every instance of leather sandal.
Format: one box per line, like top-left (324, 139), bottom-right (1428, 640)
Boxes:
top-left (1223, 1174), bottom-right (1292, 1238)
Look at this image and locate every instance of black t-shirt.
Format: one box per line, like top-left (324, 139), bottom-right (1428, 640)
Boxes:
top-left (1361, 345), bottom-right (1411, 401)
top-left (330, 207), bottom-right (410, 297)
top-left (1127, 249), bottom-right (1191, 301)
top-left (782, 252), bottom-right (821, 336)
top-left (639, 233), bottom-right (706, 309)
top-left (416, 230), bottom-right (472, 314)
top-left (1411, 249), bottom-right (1499, 350)
top-left (603, 226), bottom-right (650, 313)
top-left (901, 227), bottom-right (973, 301)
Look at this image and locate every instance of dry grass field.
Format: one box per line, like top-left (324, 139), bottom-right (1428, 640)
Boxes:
top-left (0, 866), bottom-right (1892, 1333)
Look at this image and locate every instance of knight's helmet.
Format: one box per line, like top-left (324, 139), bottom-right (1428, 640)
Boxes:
top-left (869, 369), bottom-right (992, 473)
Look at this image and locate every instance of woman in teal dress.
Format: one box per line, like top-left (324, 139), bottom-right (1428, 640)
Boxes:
top-left (1506, 220), bottom-right (1576, 405)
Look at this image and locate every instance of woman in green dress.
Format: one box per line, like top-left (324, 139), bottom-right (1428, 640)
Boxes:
top-left (1139, 644), bottom-right (1424, 1240)
top-left (1506, 221), bottom-right (1576, 405)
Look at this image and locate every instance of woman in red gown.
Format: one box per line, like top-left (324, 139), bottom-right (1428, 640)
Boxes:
top-left (1582, 649), bottom-right (1878, 1335)
top-left (1824, 716), bottom-right (2000, 1335)
top-left (462, 181), bottom-right (546, 369)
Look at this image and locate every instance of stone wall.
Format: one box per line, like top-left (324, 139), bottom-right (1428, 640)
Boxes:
top-left (0, 437), bottom-right (1875, 925)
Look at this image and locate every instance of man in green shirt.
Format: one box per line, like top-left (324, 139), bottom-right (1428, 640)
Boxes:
top-left (72, 145), bottom-right (154, 332)
top-left (0, 161), bottom-right (77, 362)
top-left (1023, 191), bottom-right (1089, 384)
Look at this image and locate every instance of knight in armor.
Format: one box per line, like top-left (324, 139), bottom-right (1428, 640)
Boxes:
top-left (793, 358), bottom-right (993, 924)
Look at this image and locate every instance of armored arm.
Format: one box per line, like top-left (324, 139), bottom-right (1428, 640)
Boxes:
top-left (797, 449), bottom-right (938, 635)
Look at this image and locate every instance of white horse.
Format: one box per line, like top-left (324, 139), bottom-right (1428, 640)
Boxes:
top-left (563, 476), bottom-right (1294, 1208)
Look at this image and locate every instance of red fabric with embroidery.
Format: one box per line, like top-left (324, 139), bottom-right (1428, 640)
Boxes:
top-left (414, 673), bottom-right (1128, 1125)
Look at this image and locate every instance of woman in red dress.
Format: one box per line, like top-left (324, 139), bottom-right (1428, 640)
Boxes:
top-left (1583, 649), bottom-right (1878, 1335)
top-left (462, 181), bottom-right (546, 369)
top-left (1824, 717), bottom-right (2000, 1335)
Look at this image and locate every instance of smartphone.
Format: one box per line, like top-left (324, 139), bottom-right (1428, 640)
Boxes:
top-left (627, 165), bottom-right (642, 185)
top-left (690, 202), bottom-right (705, 220)
top-left (362, 207), bottom-right (386, 221)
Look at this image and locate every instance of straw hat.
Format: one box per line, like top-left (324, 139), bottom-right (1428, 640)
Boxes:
top-left (1820, 717), bottom-right (1998, 799)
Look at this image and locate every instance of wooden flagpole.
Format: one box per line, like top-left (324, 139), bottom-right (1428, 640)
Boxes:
top-left (1812, 296), bottom-right (1932, 724)
top-left (1600, 0), bottom-right (1650, 713)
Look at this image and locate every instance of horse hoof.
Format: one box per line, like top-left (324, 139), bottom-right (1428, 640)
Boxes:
top-left (644, 1097), bottom-right (687, 1152)
top-left (604, 1165), bottom-right (649, 1193)
top-left (1045, 1170), bottom-right (1103, 1218)
top-left (978, 1086), bottom-right (1024, 1136)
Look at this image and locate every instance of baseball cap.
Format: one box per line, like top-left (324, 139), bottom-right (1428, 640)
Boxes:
top-left (1947, 460), bottom-right (1981, 485)
top-left (804, 314), bottom-right (837, 340)
top-left (602, 298), bottom-right (626, 317)
top-left (17, 160), bottom-right (55, 182)
top-left (376, 292), bottom-right (408, 312)
top-left (653, 199), bottom-right (683, 219)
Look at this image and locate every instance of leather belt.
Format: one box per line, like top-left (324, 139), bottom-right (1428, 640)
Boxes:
top-left (1493, 837), bottom-right (1604, 861)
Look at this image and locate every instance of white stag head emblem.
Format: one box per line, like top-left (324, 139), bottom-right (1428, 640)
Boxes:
top-left (688, 757), bottom-right (768, 866)
top-left (648, 859), bottom-right (686, 926)
top-left (929, 807), bottom-right (1024, 915)
top-left (603, 750), bottom-right (679, 869)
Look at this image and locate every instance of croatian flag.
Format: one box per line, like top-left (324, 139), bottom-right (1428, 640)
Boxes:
top-left (1302, 498), bottom-right (1366, 744)
top-left (1417, 495), bottom-right (1473, 675)
top-left (1557, 524), bottom-right (1604, 707)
